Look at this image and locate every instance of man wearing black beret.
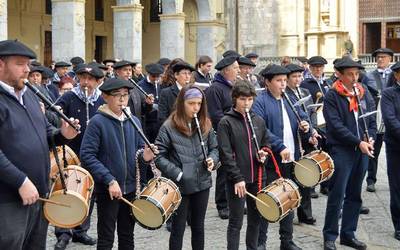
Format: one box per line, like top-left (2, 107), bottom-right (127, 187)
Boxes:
top-left (53, 64), bottom-right (104, 249)
top-left (322, 58), bottom-right (376, 250)
top-left (237, 56), bottom-right (259, 88)
top-left (113, 60), bottom-right (154, 125)
top-left (205, 55), bottom-right (240, 220)
top-left (381, 61), bottom-right (400, 241)
top-left (0, 39), bottom-right (80, 249)
top-left (362, 47), bottom-right (394, 193)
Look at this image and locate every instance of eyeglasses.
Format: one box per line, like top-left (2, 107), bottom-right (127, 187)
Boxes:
top-left (109, 92), bottom-right (129, 99)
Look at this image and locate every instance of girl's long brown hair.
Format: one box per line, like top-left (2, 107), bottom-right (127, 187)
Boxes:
top-left (170, 85), bottom-right (212, 137)
top-left (161, 58), bottom-right (184, 87)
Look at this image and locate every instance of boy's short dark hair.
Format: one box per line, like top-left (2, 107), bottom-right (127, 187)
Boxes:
top-left (231, 80), bottom-right (257, 106)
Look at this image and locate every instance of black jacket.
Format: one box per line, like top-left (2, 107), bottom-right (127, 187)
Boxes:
top-left (155, 119), bottom-right (219, 195)
top-left (193, 70), bottom-right (212, 84)
top-left (158, 84), bottom-right (179, 125)
top-left (300, 77), bottom-right (331, 103)
top-left (127, 85), bottom-right (152, 125)
top-left (0, 86), bottom-right (66, 203)
top-left (381, 84), bottom-right (400, 148)
top-left (218, 109), bottom-right (270, 184)
top-left (205, 73), bottom-right (233, 130)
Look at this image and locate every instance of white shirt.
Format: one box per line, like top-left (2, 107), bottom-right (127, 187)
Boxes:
top-left (0, 80), bottom-right (27, 105)
top-left (176, 81), bottom-right (183, 90)
top-left (281, 100), bottom-right (295, 162)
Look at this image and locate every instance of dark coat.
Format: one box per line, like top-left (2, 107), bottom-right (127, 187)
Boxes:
top-left (323, 86), bottom-right (376, 148)
top-left (300, 77), bottom-right (331, 103)
top-left (158, 83), bottom-right (179, 125)
top-left (0, 86), bottom-right (66, 203)
top-left (193, 70), bottom-right (212, 84)
top-left (127, 85), bottom-right (152, 125)
top-left (205, 73), bottom-right (233, 130)
top-left (139, 78), bottom-right (161, 124)
top-left (381, 84), bottom-right (400, 148)
top-left (218, 109), bottom-right (270, 184)
top-left (56, 91), bottom-right (105, 154)
top-left (155, 119), bottom-right (219, 195)
top-left (80, 105), bottom-right (147, 195)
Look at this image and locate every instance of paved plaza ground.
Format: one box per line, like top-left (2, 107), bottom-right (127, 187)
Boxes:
top-left (46, 146), bottom-right (400, 249)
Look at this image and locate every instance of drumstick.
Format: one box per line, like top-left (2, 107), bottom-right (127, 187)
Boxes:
top-left (293, 160), bottom-right (314, 173)
top-left (245, 191), bottom-right (270, 208)
top-left (120, 197), bottom-right (144, 214)
top-left (38, 198), bottom-right (71, 208)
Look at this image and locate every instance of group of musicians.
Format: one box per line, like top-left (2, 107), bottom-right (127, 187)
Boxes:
top-left (0, 38), bottom-right (399, 250)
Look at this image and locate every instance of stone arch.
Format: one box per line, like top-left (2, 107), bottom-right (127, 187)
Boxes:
top-left (195, 0), bottom-right (213, 21)
top-left (162, 0), bottom-right (184, 14)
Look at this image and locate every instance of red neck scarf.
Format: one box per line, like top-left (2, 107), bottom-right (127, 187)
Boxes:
top-left (332, 80), bottom-right (365, 112)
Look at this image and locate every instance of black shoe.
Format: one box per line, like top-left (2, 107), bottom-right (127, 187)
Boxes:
top-left (280, 240), bottom-right (302, 250)
top-left (359, 206), bottom-right (370, 215)
top-left (394, 231), bottom-right (400, 241)
top-left (218, 208), bottom-right (229, 220)
top-left (320, 187), bottom-right (329, 195)
top-left (366, 184), bottom-right (375, 192)
top-left (310, 189), bottom-right (319, 199)
top-left (54, 239), bottom-right (69, 250)
top-left (323, 240), bottom-right (336, 250)
top-left (244, 206), bottom-right (247, 215)
top-left (298, 216), bottom-right (316, 225)
top-left (340, 238), bottom-right (367, 250)
top-left (72, 233), bottom-right (96, 245)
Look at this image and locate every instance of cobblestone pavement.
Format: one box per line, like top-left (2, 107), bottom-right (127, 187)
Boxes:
top-left (46, 146), bottom-right (400, 249)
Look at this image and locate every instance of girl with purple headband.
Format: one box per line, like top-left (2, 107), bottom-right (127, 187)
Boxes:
top-left (155, 85), bottom-right (219, 250)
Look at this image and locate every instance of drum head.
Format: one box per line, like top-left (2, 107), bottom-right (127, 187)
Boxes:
top-left (256, 192), bottom-right (281, 222)
top-left (132, 198), bottom-right (164, 230)
top-left (294, 158), bottom-right (320, 187)
top-left (43, 190), bottom-right (88, 228)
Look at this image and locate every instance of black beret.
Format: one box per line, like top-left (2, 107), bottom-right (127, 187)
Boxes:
top-left (285, 63), bottom-right (304, 74)
top-left (70, 56), bottom-right (84, 65)
top-left (372, 48), bottom-right (394, 57)
top-left (307, 56), bottom-right (327, 65)
top-left (172, 62), bottom-right (195, 73)
top-left (41, 67), bottom-right (55, 79)
top-left (297, 56), bottom-right (308, 63)
top-left (55, 61), bottom-right (71, 68)
top-left (238, 56), bottom-right (256, 67)
top-left (261, 64), bottom-right (290, 77)
top-left (157, 58), bottom-right (171, 66)
top-left (145, 63), bottom-right (164, 75)
top-left (99, 78), bottom-right (134, 93)
top-left (75, 64), bottom-right (104, 79)
top-left (30, 60), bottom-right (42, 66)
top-left (29, 66), bottom-right (44, 73)
top-left (222, 50), bottom-right (240, 58)
top-left (334, 57), bottom-right (364, 70)
top-left (0, 39), bottom-right (36, 59)
top-left (391, 61), bottom-right (400, 72)
top-left (102, 58), bottom-right (116, 64)
top-left (88, 62), bottom-right (108, 70)
top-left (215, 56), bottom-right (238, 70)
top-left (113, 60), bottom-right (136, 69)
top-left (245, 52), bottom-right (259, 59)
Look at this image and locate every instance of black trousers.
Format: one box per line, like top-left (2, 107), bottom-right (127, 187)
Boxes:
top-left (96, 192), bottom-right (136, 250)
top-left (170, 188), bottom-right (209, 250)
top-left (226, 181), bottom-right (261, 250)
top-left (215, 167), bottom-right (228, 211)
top-left (258, 163), bottom-right (295, 245)
top-left (367, 133), bottom-right (384, 185)
top-left (386, 148), bottom-right (400, 232)
top-left (0, 201), bottom-right (48, 250)
top-left (297, 186), bottom-right (312, 219)
top-left (55, 193), bottom-right (96, 240)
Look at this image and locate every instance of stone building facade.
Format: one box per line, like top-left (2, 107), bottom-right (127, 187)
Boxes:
top-left (1, 0), bottom-right (363, 68)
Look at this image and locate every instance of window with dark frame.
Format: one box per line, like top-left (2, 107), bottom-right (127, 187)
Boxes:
top-left (95, 0), bottom-right (104, 21)
top-left (45, 0), bottom-right (52, 15)
top-left (150, 0), bottom-right (162, 23)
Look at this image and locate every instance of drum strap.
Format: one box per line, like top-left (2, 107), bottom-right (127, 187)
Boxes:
top-left (135, 149), bottom-right (144, 197)
top-left (263, 147), bottom-right (282, 179)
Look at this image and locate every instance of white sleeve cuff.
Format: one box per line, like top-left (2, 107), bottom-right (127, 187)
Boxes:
top-left (176, 172), bottom-right (183, 182)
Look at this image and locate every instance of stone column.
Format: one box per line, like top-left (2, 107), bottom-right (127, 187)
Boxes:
top-left (112, 2), bottom-right (143, 62)
top-left (196, 21), bottom-right (225, 64)
top-left (52, 0), bottom-right (86, 61)
top-left (0, 0), bottom-right (7, 41)
top-left (159, 13), bottom-right (185, 59)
